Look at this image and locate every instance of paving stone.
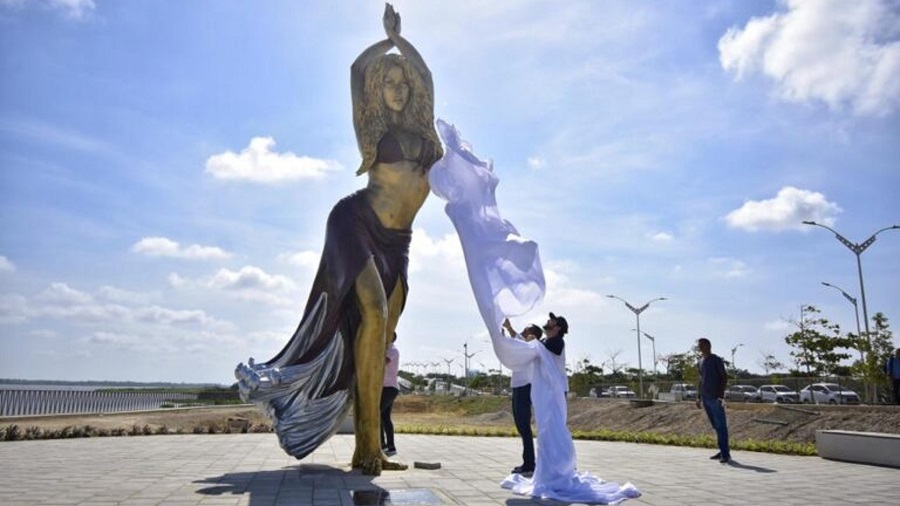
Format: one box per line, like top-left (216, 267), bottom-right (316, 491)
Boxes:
top-left (0, 434), bottom-right (897, 505)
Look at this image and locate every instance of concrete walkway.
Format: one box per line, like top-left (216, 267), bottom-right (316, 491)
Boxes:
top-left (0, 433), bottom-right (896, 505)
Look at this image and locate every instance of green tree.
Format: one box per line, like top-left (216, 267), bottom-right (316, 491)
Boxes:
top-left (757, 351), bottom-right (786, 375)
top-left (662, 352), bottom-right (695, 381)
top-left (858, 312), bottom-right (895, 401)
top-left (569, 357), bottom-right (603, 397)
top-left (783, 305), bottom-right (852, 377)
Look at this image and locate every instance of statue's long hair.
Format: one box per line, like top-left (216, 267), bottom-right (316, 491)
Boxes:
top-left (354, 53), bottom-right (442, 175)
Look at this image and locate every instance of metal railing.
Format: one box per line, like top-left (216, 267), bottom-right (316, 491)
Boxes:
top-left (0, 389), bottom-right (198, 417)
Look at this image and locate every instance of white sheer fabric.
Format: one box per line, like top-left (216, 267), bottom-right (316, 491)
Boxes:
top-left (430, 120), bottom-right (640, 504)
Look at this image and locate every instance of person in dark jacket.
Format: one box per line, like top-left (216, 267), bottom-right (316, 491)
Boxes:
top-left (695, 337), bottom-right (730, 463)
top-left (886, 348), bottom-right (900, 405)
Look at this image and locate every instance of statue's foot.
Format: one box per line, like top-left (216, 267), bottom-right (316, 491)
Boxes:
top-left (381, 457), bottom-right (407, 471)
top-left (351, 450), bottom-right (407, 475)
top-left (352, 453), bottom-right (383, 476)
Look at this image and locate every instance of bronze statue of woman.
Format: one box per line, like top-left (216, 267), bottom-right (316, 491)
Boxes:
top-left (235, 4), bottom-right (441, 476)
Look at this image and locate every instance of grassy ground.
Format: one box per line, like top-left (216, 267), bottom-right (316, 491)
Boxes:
top-left (4, 395), bottom-right (899, 456)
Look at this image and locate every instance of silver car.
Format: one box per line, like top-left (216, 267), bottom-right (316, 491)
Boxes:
top-left (758, 384), bottom-right (799, 403)
top-left (799, 383), bottom-right (860, 405)
top-left (725, 385), bottom-right (761, 402)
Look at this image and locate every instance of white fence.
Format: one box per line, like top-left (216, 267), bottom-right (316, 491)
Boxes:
top-left (0, 389), bottom-right (197, 417)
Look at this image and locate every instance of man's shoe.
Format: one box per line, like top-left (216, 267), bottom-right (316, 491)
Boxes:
top-left (511, 465), bottom-right (535, 474)
top-left (709, 452), bottom-right (721, 460)
top-left (385, 447), bottom-right (397, 457)
top-left (719, 455), bottom-right (731, 464)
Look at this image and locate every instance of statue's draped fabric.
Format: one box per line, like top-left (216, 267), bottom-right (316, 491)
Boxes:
top-left (430, 119), bottom-right (640, 504)
top-left (235, 189), bottom-right (410, 459)
top-left (428, 119), bottom-right (545, 331)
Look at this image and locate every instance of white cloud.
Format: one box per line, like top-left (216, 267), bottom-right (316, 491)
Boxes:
top-left (648, 231), bottom-right (673, 242)
top-left (133, 306), bottom-right (213, 326)
top-left (278, 250), bottom-right (321, 269)
top-left (204, 266), bottom-right (299, 305)
top-left (0, 255), bottom-right (14, 272)
top-left (408, 227), bottom-right (465, 273)
top-left (98, 286), bottom-right (152, 305)
top-left (0, 293), bottom-right (29, 324)
top-left (131, 237), bottom-right (231, 260)
top-left (0, 0), bottom-right (95, 19)
top-left (205, 137), bottom-right (341, 183)
top-left (88, 331), bottom-right (140, 346)
top-left (207, 266), bottom-right (295, 292)
top-left (167, 273), bottom-right (187, 288)
top-left (707, 257), bottom-right (749, 279)
top-left (527, 156), bottom-right (545, 170)
top-left (724, 186), bottom-right (842, 232)
top-left (719, 0), bottom-right (900, 116)
top-left (49, 0), bottom-right (94, 18)
top-left (29, 329), bottom-right (59, 339)
top-left (2, 282), bottom-right (226, 329)
top-left (35, 282), bottom-right (93, 305)
top-left (764, 319), bottom-right (792, 333)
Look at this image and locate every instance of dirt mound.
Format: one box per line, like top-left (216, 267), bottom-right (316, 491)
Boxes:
top-left (391, 396), bottom-right (900, 445)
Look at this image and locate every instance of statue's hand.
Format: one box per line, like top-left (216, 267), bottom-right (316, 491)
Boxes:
top-left (383, 3), bottom-right (401, 37)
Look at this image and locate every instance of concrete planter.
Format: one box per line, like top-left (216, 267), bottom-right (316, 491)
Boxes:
top-left (816, 430), bottom-right (900, 468)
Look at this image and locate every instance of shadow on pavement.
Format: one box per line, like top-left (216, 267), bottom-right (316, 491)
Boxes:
top-left (726, 459), bottom-right (777, 473)
top-left (195, 463), bottom-right (383, 505)
top-left (506, 500), bottom-right (572, 506)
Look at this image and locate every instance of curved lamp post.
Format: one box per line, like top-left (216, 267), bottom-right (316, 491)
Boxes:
top-left (730, 343), bottom-right (744, 380)
top-left (804, 221), bottom-right (898, 404)
top-left (642, 332), bottom-right (658, 378)
top-left (821, 281), bottom-right (863, 362)
top-left (607, 295), bottom-right (667, 398)
top-left (803, 222), bottom-right (899, 357)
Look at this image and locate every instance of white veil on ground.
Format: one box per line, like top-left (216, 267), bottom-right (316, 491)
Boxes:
top-left (429, 119), bottom-right (640, 504)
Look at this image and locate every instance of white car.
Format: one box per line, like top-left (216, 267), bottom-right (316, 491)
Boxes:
top-left (758, 384), bottom-right (800, 403)
top-left (799, 383), bottom-right (860, 405)
top-left (605, 386), bottom-right (637, 398)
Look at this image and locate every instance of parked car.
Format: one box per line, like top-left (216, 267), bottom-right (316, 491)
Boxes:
top-left (670, 383), bottom-right (697, 401)
top-left (725, 385), bottom-right (761, 402)
top-left (799, 383), bottom-right (861, 405)
top-left (605, 385), bottom-right (637, 398)
top-left (758, 384), bottom-right (800, 403)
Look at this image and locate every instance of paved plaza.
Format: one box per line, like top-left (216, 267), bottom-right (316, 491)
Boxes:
top-left (1, 433), bottom-right (897, 505)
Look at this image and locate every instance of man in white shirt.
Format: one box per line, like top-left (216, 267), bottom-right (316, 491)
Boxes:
top-left (502, 319), bottom-right (542, 475)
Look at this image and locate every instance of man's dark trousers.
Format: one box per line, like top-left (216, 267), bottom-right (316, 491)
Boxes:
top-left (512, 384), bottom-right (535, 470)
top-left (702, 396), bottom-right (730, 460)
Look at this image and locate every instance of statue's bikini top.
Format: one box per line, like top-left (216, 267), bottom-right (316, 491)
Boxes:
top-left (376, 130), bottom-right (440, 168)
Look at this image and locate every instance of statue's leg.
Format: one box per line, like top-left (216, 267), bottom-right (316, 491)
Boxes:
top-left (379, 279), bottom-right (408, 471)
top-left (350, 259), bottom-right (389, 475)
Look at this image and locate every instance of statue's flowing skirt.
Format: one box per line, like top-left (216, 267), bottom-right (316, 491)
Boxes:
top-left (235, 189), bottom-right (410, 459)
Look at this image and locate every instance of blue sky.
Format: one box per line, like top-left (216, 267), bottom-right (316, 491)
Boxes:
top-left (1, 0), bottom-right (898, 384)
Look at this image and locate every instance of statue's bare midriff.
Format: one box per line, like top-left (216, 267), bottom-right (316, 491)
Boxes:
top-left (365, 160), bottom-right (430, 230)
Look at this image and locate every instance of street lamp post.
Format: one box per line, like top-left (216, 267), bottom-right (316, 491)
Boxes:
top-left (730, 343), bottom-right (744, 380)
top-left (463, 341), bottom-right (479, 396)
top-left (441, 357), bottom-right (455, 375)
top-left (821, 282), bottom-right (863, 362)
top-left (804, 221), bottom-right (898, 402)
top-left (642, 332), bottom-right (658, 378)
top-left (803, 222), bottom-right (899, 354)
top-left (607, 295), bottom-right (667, 398)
